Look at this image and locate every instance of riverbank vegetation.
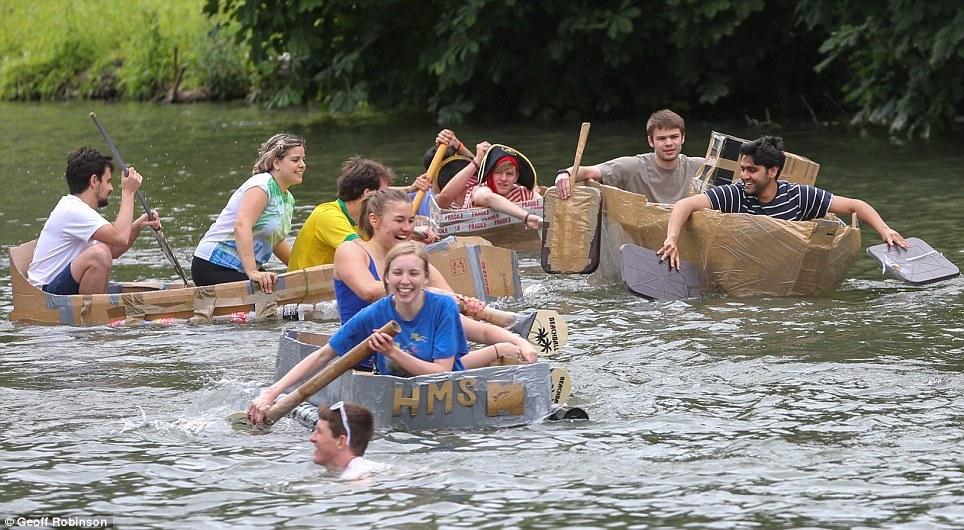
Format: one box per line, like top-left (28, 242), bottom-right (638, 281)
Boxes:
top-left (2, 0), bottom-right (961, 139)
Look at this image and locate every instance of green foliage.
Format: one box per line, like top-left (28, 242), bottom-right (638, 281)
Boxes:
top-left (800, 0), bottom-right (964, 138)
top-left (0, 0), bottom-right (250, 102)
top-left (207, 0), bottom-right (837, 124)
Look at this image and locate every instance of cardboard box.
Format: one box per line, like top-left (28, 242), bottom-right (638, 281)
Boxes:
top-left (425, 238), bottom-right (522, 301)
top-left (697, 131), bottom-right (820, 187)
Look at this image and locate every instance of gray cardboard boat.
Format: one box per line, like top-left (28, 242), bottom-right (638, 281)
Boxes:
top-left (620, 244), bottom-right (702, 301)
top-left (866, 237), bottom-right (960, 285)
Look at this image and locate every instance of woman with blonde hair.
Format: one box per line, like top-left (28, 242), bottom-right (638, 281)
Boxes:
top-left (192, 133), bottom-right (306, 293)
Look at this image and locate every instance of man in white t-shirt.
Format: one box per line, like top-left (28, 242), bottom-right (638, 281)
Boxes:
top-left (311, 402), bottom-right (388, 480)
top-left (554, 109), bottom-right (705, 204)
top-left (26, 147), bottom-right (160, 295)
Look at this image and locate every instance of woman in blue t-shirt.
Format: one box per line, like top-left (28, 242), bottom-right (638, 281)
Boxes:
top-left (247, 243), bottom-right (469, 424)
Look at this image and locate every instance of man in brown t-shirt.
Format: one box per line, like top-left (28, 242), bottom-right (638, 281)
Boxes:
top-left (555, 109), bottom-right (705, 204)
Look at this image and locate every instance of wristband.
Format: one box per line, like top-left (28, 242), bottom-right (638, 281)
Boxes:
top-left (555, 169), bottom-right (571, 183)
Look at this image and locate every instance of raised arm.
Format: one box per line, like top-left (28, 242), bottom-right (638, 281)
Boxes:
top-left (658, 193), bottom-right (712, 270)
top-left (828, 195), bottom-right (908, 248)
top-left (436, 140), bottom-right (490, 208)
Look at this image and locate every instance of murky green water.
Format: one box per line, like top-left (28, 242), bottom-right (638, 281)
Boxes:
top-left (1, 102), bottom-right (963, 528)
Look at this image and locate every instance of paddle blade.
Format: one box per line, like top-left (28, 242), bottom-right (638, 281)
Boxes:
top-left (866, 237), bottom-right (960, 285)
top-left (541, 185), bottom-right (602, 274)
top-left (226, 411), bottom-right (270, 434)
top-left (527, 310), bottom-right (568, 357)
top-left (550, 367), bottom-right (573, 405)
top-left (620, 243), bottom-right (701, 301)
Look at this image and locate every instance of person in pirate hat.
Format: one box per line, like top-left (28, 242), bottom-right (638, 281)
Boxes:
top-left (430, 129), bottom-right (542, 230)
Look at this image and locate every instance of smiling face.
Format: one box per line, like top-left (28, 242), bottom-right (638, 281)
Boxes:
top-left (369, 200), bottom-right (413, 244)
top-left (309, 418), bottom-right (343, 468)
top-left (385, 252), bottom-right (428, 305)
top-left (739, 154), bottom-right (779, 196)
top-left (647, 127), bottom-right (685, 164)
top-left (489, 160), bottom-right (519, 196)
top-left (272, 145), bottom-right (307, 189)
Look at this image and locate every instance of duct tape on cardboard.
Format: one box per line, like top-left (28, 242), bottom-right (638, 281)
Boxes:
top-left (589, 184), bottom-right (861, 297)
top-left (544, 185), bottom-right (600, 272)
top-left (275, 330), bottom-right (553, 430)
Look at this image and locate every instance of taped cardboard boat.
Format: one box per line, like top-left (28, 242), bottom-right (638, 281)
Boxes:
top-left (8, 239), bottom-right (336, 326)
top-left (429, 196), bottom-right (543, 252)
top-left (275, 329), bottom-right (587, 431)
top-left (867, 237), bottom-right (960, 285)
top-left (586, 183), bottom-right (862, 297)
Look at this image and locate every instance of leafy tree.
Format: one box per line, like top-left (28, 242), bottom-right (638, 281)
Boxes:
top-left (799, 0), bottom-right (964, 138)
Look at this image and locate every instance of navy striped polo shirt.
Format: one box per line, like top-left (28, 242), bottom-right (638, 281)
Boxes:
top-left (705, 180), bottom-right (833, 221)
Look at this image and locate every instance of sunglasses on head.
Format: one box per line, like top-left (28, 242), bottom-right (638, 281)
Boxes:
top-left (330, 401), bottom-right (351, 446)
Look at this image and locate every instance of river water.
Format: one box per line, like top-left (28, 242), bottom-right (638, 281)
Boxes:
top-left (1, 102), bottom-right (962, 529)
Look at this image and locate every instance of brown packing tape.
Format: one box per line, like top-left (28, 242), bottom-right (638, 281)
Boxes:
top-left (545, 186), bottom-right (600, 272)
top-left (590, 184), bottom-right (861, 297)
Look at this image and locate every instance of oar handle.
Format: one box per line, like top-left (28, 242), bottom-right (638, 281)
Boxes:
top-left (456, 297), bottom-right (516, 327)
top-left (412, 142), bottom-right (449, 214)
top-left (89, 112), bottom-right (154, 220)
top-left (570, 122), bottom-right (591, 188)
top-left (89, 112), bottom-right (189, 285)
top-left (265, 320), bottom-right (401, 425)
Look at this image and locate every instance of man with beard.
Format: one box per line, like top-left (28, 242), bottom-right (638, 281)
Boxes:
top-left (657, 135), bottom-right (909, 270)
top-left (554, 109), bottom-right (705, 204)
top-left (27, 147), bottom-right (160, 295)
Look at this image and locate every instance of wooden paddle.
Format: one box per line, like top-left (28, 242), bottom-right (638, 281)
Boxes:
top-left (230, 320), bottom-right (402, 430)
top-left (89, 112), bottom-right (190, 286)
top-left (412, 142), bottom-right (449, 214)
top-left (541, 122), bottom-right (602, 274)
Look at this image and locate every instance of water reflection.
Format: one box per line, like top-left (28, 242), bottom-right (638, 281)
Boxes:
top-left (1, 103), bottom-right (963, 527)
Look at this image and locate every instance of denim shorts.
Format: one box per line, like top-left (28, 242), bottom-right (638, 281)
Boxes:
top-left (42, 263), bottom-right (80, 295)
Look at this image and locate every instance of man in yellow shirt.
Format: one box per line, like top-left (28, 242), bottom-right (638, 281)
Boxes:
top-left (288, 157), bottom-right (394, 270)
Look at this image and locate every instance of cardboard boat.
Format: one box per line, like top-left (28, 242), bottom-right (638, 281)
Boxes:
top-left (429, 196), bottom-right (543, 252)
top-left (275, 329), bottom-right (579, 430)
top-left (587, 183), bottom-right (863, 297)
top-left (8, 239), bottom-right (336, 326)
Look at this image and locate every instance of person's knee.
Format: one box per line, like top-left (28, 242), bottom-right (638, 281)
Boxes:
top-left (80, 244), bottom-right (113, 273)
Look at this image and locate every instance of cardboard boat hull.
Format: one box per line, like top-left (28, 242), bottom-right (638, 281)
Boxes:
top-left (276, 329), bottom-right (556, 430)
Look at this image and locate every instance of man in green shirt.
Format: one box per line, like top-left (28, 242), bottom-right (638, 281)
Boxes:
top-left (288, 157), bottom-right (394, 270)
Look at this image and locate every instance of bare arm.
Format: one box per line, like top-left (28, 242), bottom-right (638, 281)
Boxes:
top-left (235, 187), bottom-right (278, 292)
top-left (333, 242), bottom-right (385, 302)
top-left (657, 193), bottom-right (711, 270)
top-left (828, 195), bottom-right (908, 248)
top-left (370, 331), bottom-right (455, 375)
top-left (462, 317), bottom-right (537, 363)
top-left (273, 239), bottom-right (291, 265)
top-left (91, 167), bottom-right (143, 250)
top-left (246, 344), bottom-right (337, 424)
top-left (437, 140), bottom-right (490, 208)
top-left (555, 164), bottom-right (604, 200)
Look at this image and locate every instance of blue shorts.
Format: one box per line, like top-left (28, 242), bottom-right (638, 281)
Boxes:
top-left (42, 263), bottom-right (80, 295)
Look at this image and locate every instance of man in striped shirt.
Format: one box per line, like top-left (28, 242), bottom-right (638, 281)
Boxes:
top-left (658, 135), bottom-right (908, 270)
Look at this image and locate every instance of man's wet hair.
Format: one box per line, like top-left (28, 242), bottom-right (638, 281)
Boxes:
top-left (318, 403), bottom-right (374, 456)
top-left (65, 147), bottom-right (113, 195)
top-left (337, 157), bottom-right (395, 201)
top-left (739, 136), bottom-right (786, 175)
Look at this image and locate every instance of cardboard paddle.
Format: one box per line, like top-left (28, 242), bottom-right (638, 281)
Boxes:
top-left (229, 320), bottom-right (401, 430)
top-left (541, 122), bottom-right (602, 274)
top-left (413, 142), bottom-right (448, 215)
top-left (457, 299), bottom-right (568, 356)
top-left (866, 237), bottom-right (960, 285)
top-left (620, 244), bottom-right (702, 300)
top-left (89, 112), bottom-right (190, 286)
